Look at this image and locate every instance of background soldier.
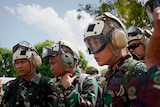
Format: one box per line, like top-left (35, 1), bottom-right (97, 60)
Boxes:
top-left (127, 25), bottom-right (151, 61)
top-left (1, 41), bottom-right (54, 107)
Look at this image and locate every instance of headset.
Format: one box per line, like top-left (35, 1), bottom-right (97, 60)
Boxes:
top-left (84, 13), bottom-right (128, 55)
top-left (58, 41), bottom-right (74, 71)
top-left (98, 12), bottom-right (127, 49)
top-left (105, 20), bottom-right (128, 49)
top-left (31, 52), bottom-right (42, 68)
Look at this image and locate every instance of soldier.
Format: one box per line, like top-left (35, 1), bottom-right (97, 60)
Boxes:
top-left (83, 12), bottom-right (147, 107)
top-left (127, 26), bottom-right (151, 61)
top-left (1, 41), bottom-right (54, 107)
top-left (86, 66), bottom-right (99, 76)
top-left (42, 40), bottom-right (99, 107)
top-left (126, 0), bottom-right (160, 106)
top-left (86, 66), bottom-right (103, 84)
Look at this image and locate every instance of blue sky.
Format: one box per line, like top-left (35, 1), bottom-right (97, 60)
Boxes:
top-left (0, 0), bottom-right (107, 71)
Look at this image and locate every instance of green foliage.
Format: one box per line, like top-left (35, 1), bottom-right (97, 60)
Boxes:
top-left (34, 40), bottom-right (55, 57)
top-left (34, 40), bottom-right (55, 77)
top-left (115, 0), bottom-right (150, 28)
top-left (0, 47), bottom-right (17, 77)
top-left (77, 0), bottom-right (151, 29)
top-left (78, 51), bottom-right (88, 70)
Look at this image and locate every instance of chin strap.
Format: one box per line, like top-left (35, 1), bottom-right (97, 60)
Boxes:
top-left (109, 56), bottom-right (123, 69)
top-left (108, 43), bottom-right (121, 67)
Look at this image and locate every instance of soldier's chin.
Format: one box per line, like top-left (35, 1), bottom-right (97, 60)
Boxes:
top-left (97, 61), bottom-right (106, 66)
top-left (17, 71), bottom-right (25, 75)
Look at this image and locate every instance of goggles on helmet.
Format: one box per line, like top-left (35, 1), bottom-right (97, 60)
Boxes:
top-left (13, 41), bottom-right (36, 53)
top-left (42, 42), bottom-right (63, 59)
top-left (84, 29), bottom-right (113, 54)
top-left (12, 41), bottom-right (38, 62)
top-left (84, 20), bottom-right (112, 54)
top-left (42, 40), bottom-right (78, 59)
top-left (127, 26), bottom-right (143, 35)
top-left (128, 33), bottom-right (144, 41)
top-left (42, 46), bottom-right (61, 58)
top-left (127, 26), bottom-right (144, 42)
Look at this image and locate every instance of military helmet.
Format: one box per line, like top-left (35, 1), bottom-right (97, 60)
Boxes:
top-left (86, 66), bottom-right (99, 75)
top-left (127, 26), bottom-right (144, 43)
top-left (12, 41), bottom-right (42, 68)
top-left (42, 40), bottom-right (79, 71)
top-left (84, 12), bottom-right (128, 55)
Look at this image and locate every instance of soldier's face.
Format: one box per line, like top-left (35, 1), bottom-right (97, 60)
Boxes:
top-left (93, 43), bottom-right (114, 66)
top-left (128, 40), bottom-right (145, 60)
top-left (49, 55), bottom-right (65, 77)
top-left (14, 58), bottom-right (31, 76)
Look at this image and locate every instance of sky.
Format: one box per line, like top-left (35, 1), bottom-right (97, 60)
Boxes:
top-left (0, 0), bottom-right (107, 71)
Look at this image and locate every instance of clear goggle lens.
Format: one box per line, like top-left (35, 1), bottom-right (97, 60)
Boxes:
top-left (42, 46), bottom-right (60, 58)
top-left (84, 35), bottom-right (108, 54)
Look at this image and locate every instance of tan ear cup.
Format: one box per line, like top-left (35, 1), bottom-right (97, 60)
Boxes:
top-left (111, 29), bottom-right (128, 49)
top-left (32, 55), bottom-right (42, 68)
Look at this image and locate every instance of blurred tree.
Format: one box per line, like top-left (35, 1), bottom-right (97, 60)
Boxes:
top-left (77, 0), bottom-right (151, 29)
top-left (78, 51), bottom-right (88, 70)
top-left (0, 47), bottom-right (17, 77)
top-left (34, 40), bottom-right (55, 77)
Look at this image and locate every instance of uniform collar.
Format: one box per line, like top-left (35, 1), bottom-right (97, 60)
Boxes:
top-left (31, 73), bottom-right (42, 85)
top-left (117, 54), bottom-right (131, 67)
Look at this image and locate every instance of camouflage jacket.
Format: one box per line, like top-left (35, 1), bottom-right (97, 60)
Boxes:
top-left (103, 54), bottom-right (147, 107)
top-left (49, 71), bottom-right (99, 107)
top-left (126, 64), bottom-right (160, 107)
top-left (1, 73), bottom-right (54, 107)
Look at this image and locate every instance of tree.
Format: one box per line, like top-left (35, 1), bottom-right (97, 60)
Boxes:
top-left (78, 51), bottom-right (88, 70)
top-left (0, 47), bottom-right (17, 77)
top-left (78, 0), bottom-right (151, 29)
top-left (34, 40), bottom-right (55, 77)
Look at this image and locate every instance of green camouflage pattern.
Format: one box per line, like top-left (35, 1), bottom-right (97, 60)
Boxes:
top-left (48, 70), bottom-right (99, 107)
top-left (126, 64), bottom-right (160, 107)
top-left (103, 55), bottom-right (147, 107)
top-left (1, 73), bottom-right (54, 107)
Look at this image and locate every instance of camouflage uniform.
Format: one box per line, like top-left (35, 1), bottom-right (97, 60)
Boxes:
top-left (126, 64), bottom-right (160, 107)
top-left (49, 70), bottom-right (99, 107)
top-left (103, 54), bottom-right (147, 107)
top-left (1, 73), bottom-right (54, 107)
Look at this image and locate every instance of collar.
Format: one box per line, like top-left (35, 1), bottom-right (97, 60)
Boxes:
top-left (109, 54), bottom-right (131, 69)
top-left (117, 54), bottom-right (131, 67)
top-left (31, 73), bottom-right (42, 85)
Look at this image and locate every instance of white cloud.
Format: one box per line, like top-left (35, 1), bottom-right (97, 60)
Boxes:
top-left (4, 6), bottom-right (16, 15)
top-left (4, 3), bottom-right (106, 71)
